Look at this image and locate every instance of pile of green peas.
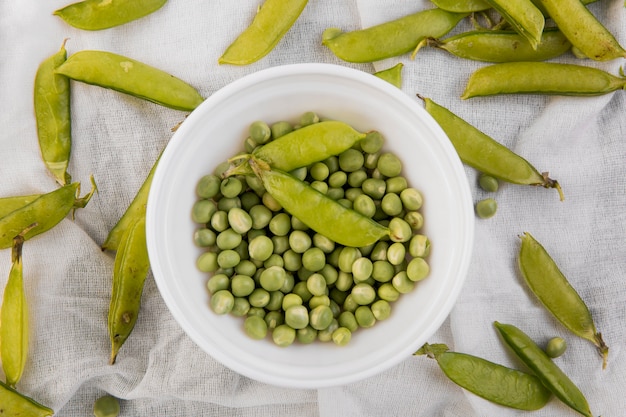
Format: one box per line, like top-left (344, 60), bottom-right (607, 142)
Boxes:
top-left (192, 112), bottom-right (430, 347)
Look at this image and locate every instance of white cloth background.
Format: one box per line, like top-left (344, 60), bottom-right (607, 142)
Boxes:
top-left (1, 0), bottom-right (625, 415)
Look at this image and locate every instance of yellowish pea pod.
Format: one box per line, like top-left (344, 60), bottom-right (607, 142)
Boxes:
top-left (219, 0), bottom-right (309, 65)
top-left (54, 0), bottom-right (168, 31)
top-left (0, 380), bottom-right (54, 417)
top-left (55, 50), bottom-right (204, 111)
top-left (373, 63), bottom-right (404, 88)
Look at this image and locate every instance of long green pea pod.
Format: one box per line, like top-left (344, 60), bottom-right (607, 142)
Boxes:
top-left (0, 195), bottom-right (40, 219)
top-left (249, 158), bottom-right (389, 247)
top-left (322, 9), bottom-right (468, 63)
top-left (54, 0), bottom-right (168, 31)
top-left (373, 63), bottom-right (404, 88)
top-left (518, 232), bottom-right (608, 368)
top-left (219, 0), bottom-right (309, 65)
top-left (430, 0), bottom-right (491, 12)
top-left (1, 227), bottom-right (34, 387)
top-left (537, 0), bottom-right (626, 61)
top-left (34, 39), bottom-right (72, 186)
top-left (0, 177), bottom-right (97, 250)
top-left (55, 50), bottom-right (204, 111)
top-left (415, 343), bottom-right (552, 411)
top-left (484, 0), bottom-right (544, 49)
top-left (102, 155), bottom-right (159, 251)
top-left (418, 96), bottom-right (563, 200)
top-left (494, 322), bottom-right (594, 417)
top-left (0, 380), bottom-right (54, 417)
top-left (108, 215), bottom-right (150, 365)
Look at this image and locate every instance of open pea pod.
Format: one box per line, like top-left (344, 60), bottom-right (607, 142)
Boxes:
top-left (0, 380), bottom-right (54, 417)
top-left (0, 176), bottom-right (97, 250)
top-left (518, 232), bottom-right (608, 369)
top-left (485, 0), bottom-right (544, 49)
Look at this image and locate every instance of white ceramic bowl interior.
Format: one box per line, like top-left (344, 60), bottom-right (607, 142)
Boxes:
top-left (146, 63), bottom-right (474, 389)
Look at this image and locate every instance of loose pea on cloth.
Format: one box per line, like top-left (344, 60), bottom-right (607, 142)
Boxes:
top-left (1, 0), bottom-right (625, 415)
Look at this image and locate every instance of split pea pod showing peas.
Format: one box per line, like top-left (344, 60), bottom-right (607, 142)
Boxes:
top-left (462, 62), bottom-right (626, 98)
top-left (0, 380), bottom-right (54, 417)
top-left (538, 0), bottom-right (626, 61)
top-left (219, 0), bottom-right (308, 65)
top-left (34, 39), bottom-right (72, 186)
top-left (55, 50), bottom-right (204, 111)
top-left (54, 0), bottom-right (168, 30)
top-left (415, 343), bottom-right (552, 411)
top-left (248, 158), bottom-right (389, 247)
top-left (322, 8), bottom-right (468, 63)
top-left (102, 153), bottom-right (160, 251)
top-left (518, 232), bottom-right (608, 368)
top-left (1, 225), bottom-right (36, 388)
top-left (494, 322), bottom-right (594, 417)
top-left (421, 28), bottom-right (571, 62)
top-left (484, 0), bottom-right (544, 49)
top-left (108, 215), bottom-right (150, 365)
top-left (418, 96), bottom-right (563, 200)
top-left (0, 177), bottom-right (97, 250)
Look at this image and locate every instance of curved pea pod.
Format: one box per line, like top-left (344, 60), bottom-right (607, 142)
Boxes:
top-left (494, 322), bottom-right (594, 417)
top-left (518, 232), bottom-right (608, 368)
top-left (418, 96), bottom-right (563, 200)
top-left (462, 62), bottom-right (626, 98)
top-left (1, 226), bottom-right (35, 388)
top-left (0, 177), bottom-right (97, 250)
top-left (373, 63), bottom-right (404, 88)
top-left (108, 215), bottom-right (150, 365)
top-left (249, 158), bottom-right (389, 247)
top-left (0, 380), bottom-right (54, 417)
top-left (54, 0), bottom-right (168, 31)
top-left (219, 0), bottom-right (308, 65)
top-left (102, 154), bottom-right (159, 251)
top-left (537, 0), bottom-right (626, 61)
top-left (55, 50), bottom-right (204, 111)
top-left (415, 343), bottom-right (552, 411)
top-left (0, 195), bottom-right (40, 219)
top-left (430, 0), bottom-right (491, 12)
top-left (34, 39), bottom-right (72, 186)
top-left (322, 9), bottom-right (468, 63)
top-left (484, 0), bottom-right (544, 49)
top-left (422, 28), bottom-right (571, 62)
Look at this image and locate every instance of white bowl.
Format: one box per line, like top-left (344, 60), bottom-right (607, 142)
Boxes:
top-left (146, 63), bottom-right (474, 389)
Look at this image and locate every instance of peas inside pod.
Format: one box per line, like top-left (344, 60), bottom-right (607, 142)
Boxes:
top-left (192, 113), bottom-right (431, 347)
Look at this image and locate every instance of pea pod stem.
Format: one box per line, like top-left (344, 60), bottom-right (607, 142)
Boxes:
top-left (494, 322), bottom-right (594, 417)
top-left (416, 343), bottom-right (552, 411)
top-left (518, 232), bottom-right (608, 368)
top-left (418, 95), bottom-right (564, 200)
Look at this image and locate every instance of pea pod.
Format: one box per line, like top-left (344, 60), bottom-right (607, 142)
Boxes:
top-left (54, 0), bottom-right (168, 31)
top-left (55, 50), bottom-right (204, 111)
top-left (415, 343), bottom-right (552, 411)
top-left (1, 225), bottom-right (36, 387)
top-left (485, 0), bottom-right (544, 49)
top-left (518, 232), bottom-right (608, 368)
top-left (418, 96), bottom-right (563, 200)
top-left (0, 177), bottom-right (97, 250)
top-left (494, 322), bottom-right (594, 417)
top-left (430, 0), bottom-right (491, 12)
top-left (219, 0), bottom-right (308, 65)
top-left (0, 380), bottom-right (54, 417)
top-left (34, 39), bottom-right (72, 186)
top-left (249, 158), bottom-right (389, 247)
top-left (537, 0), bottom-right (626, 61)
top-left (373, 63), bottom-right (404, 88)
top-left (462, 62), bottom-right (626, 98)
top-left (102, 154), bottom-right (160, 251)
top-left (0, 195), bottom-right (40, 219)
top-left (322, 9), bottom-right (468, 63)
top-left (421, 28), bottom-right (571, 62)
top-left (108, 215), bottom-right (150, 364)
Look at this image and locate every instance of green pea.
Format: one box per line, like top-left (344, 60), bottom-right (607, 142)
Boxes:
top-left (317, 319), bottom-right (339, 342)
top-left (355, 306), bottom-right (376, 328)
top-left (352, 194), bottom-right (376, 218)
top-left (338, 148), bottom-right (365, 172)
top-left (389, 217), bottom-right (412, 242)
top-left (197, 252), bottom-right (219, 272)
top-left (351, 283), bottom-right (376, 305)
top-left (194, 228), bottom-right (216, 247)
top-left (296, 326), bottom-right (318, 344)
top-left (216, 229), bottom-right (242, 250)
top-left (230, 275), bottom-right (255, 297)
top-left (385, 176), bottom-right (408, 194)
top-left (407, 257), bottom-right (430, 282)
top-left (289, 230), bottom-right (312, 254)
top-left (272, 324), bottom-right (296, 347)
top-left (306, 273), bottom-right (327, 297)
top-left (206, 273), bottom-right (230, 294)
top-left (328, 171), bottom-right (347, 188)
top-left (219, 177), bottom-right (242, 198)
top-left (244, 315), bottom-right (268, 340)
top-left (249, 205), bottom-right (272, 229)
top-left (247, 307), bottom-right (266, 318)
top-left (191, 200), bottom-right (216, 224)
top-left (263, 253), bottom-right (284, 269)
top-left (476, 198), bottom-right (498, 219)
top-left (372, 260), bottom-right (395, 283)
top-left (264, 311), bottom-right (284, 329)
top-left (479, 173), bottom-right (500, 192)
top-left (347, 169), bottom-right (367, 188)
top-left (248, 288), bottom-right (271, 308)
top-left (217, 197), bottom-right (241, 212)
top-left (399, 188), bottom-right (423, 211)
top-left (285, 305), bottom-right (310, 330)
top-left (219, 0), bottom-right (308, 65)
top-left (322, 8), bottom-right (467, 63)
top-left (55, 0), bottom-right (167, 31)
top-left (231, 297), bottom-right (251, 317)
top-left (331, 327), bottom-right (352, 346)
top-left (377, 283), bottom-right (400, 302)
top-left (270, 121), bottom-right (294, 139)
top-left (217, 250), bottom-right (240, 269)
top-left (404, 211), bottom-right (424, 230)
top-left (392, 271), bottom-right (415, 293)
top-left (210, 210), bottom-right (229, 232)
top-left (337, 311), bottom-right (358, 332)
top-left (93, 395), bottom-right (120, 417)
top-left (546, 337), bottom-right (567, 358)
top-left (248, 235), bottom-right (274, 261)
top-left (370, 241), bottom-right (389, 261)
top-left (282, 249), bottom-right (303, 272)
top-left (259, 266), bottom-right (287, 292)
top-left (409, 234), bottom-right (430, 258)
top-left (361, 178), bottom-right (386, 200)
top-left (377, 153), bottom-right (403, 177)
top-left (262, 192), bottom-right (282, 211)
top-left (309, 305), bottom-right (333, 330)
top-left (300, 111), bottom-right (320, 127)
top-left (351, 257), bottom-right (373, 283)
top-left (333, 271), bottom-right (352, 292)
top-left (282, 293), bottom-right (303, 311)
top-left (301, 247), bottom-right (325, 272)
top-left (364, 152), bottom-right (380, 170)
top-left (312, 233), bottom-right (334, 254)
top-left (55, 50), bottom-right (203, 111)
top-left (267, 213), bottom-right (290, 236)
top-left (371, 299), bottom-right (391, 321)
top-left (344, 187), bottom-right (364, 201)
top-left (210, 290), bottom-right (235, 315)
top-left (249, 120), bottom-right (272, 144)
top-left (381, 193), bottom-right (403, 216)
top-left (386, 242), bottom-right (406, 266)
top-left (338, 247), bottom-right (362, 273)
top-left (309, 162), bottom-right (330, 181)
